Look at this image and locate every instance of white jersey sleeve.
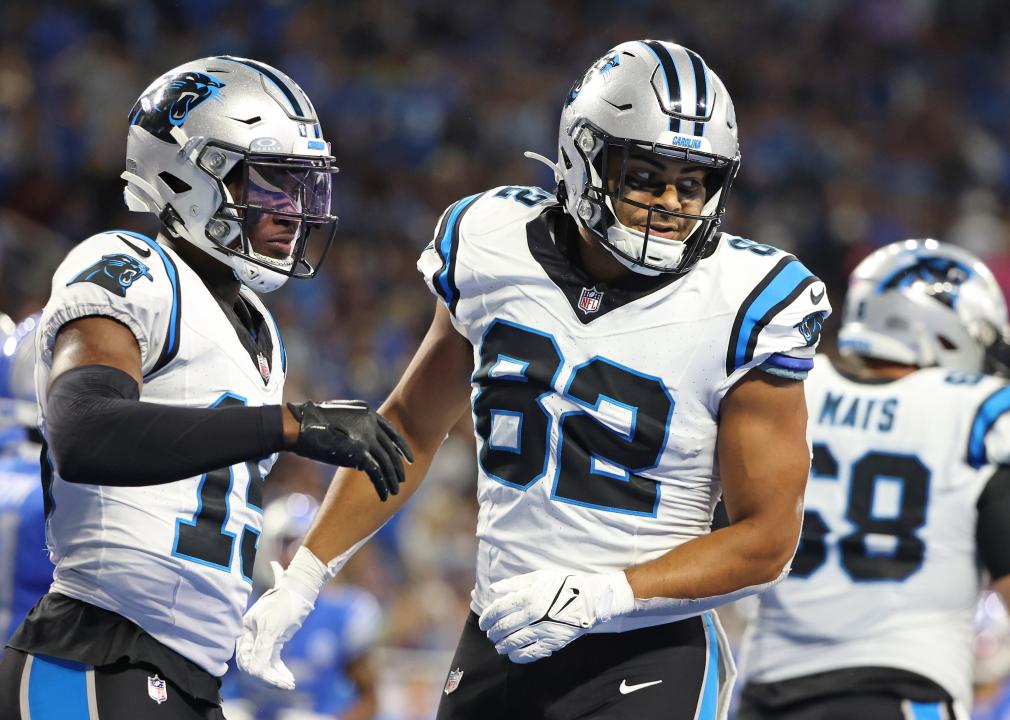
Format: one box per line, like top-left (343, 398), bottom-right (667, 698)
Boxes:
top-left (717, 240), bottom-right (831, 398)
top-left (40, 231), bottom-right (179, 377)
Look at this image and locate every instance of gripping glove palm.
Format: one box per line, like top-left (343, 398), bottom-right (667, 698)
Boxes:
top-left (287, 400), bottom-right (412, 501)
top-left (478, 570), bottom-right (635, 664)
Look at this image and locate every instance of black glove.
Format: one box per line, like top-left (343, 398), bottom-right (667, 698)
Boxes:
top-left (287, 400), bottom-right (414, 501)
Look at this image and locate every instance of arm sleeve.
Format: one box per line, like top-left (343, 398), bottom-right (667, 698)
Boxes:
top-left (719, 256), bottom-right (831, 399)
top-left (40, 232), bottom-right (180, 377)
top-left (977, 466), bottom-right (1010, 580)
top-left (47, 365), bottom-right (284, 486)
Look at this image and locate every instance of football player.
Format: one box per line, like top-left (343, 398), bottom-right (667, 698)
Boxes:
top-left (239, 40), bottom-right (830, 719)
top-left (0, 57), bottom-right (410, 720)
top-left (0, 313), bottom-right (53, 642)
top-left (737, 240), bottom-right (1010, 720)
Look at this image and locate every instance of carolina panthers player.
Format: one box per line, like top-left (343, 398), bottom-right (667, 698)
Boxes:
top-left (239, 40), bottom-right (829, 719)
top-left (0, 313), bottom-right (53, 642)
top-left (222, 494), bottom-right (380, 720)
top-left (0, 58), bottom-right (410, 720)
top-left (738, 240), bottom-right (1010, 720)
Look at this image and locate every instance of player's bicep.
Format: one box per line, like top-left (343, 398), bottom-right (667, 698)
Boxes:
top-left (717, 370), bottom-right (809, 548)
top-left (380, 301), bottom-right (472, 453)
top-left (50, 316), bottom-right (143, 389)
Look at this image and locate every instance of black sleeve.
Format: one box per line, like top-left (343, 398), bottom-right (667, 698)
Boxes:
top-left (977, 466), bottom-right (1010, 580)
top-left (47, 364), bottom-right (285, 486)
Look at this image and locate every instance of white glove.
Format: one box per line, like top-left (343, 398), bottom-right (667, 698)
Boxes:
top-left (477, 570), bottom-right (635, 664)
top-left (235, 546), bottom-right (328, 689)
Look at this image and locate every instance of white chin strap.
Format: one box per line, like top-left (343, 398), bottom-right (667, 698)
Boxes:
top-left (604, 223), bottom-right (688, 276)
top-left (232, 256), bottom-right (290, 293)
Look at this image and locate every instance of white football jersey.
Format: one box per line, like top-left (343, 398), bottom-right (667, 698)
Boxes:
top-left (417, 187), bottom-right (831, 633)
top-left (740, 356), bottom-right (1010, 707)
top-left (35, 230), bottom-right (285, 676)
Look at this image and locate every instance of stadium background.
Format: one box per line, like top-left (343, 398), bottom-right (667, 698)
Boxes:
top-left (2, 0), bottom-right (1010, 717)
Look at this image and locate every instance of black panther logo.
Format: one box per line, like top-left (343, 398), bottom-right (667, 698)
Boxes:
top-left (796, 311), bottom-right (827, 347)
top-left (878, 257), bottom-right (972, 309)
top-left (566, 52), bottom-right (621, 107)
top-left (69, 254), bottom-right (154, 297)
top-left (129, 71), bottom-right (225, 142)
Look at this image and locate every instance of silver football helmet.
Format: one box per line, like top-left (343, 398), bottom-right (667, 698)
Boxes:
top-left (252, 493), bottom-right (319, 587)
top-left (550, 40), bottom-right (740, 275)
top-left (123, 56), bottom-right (338, 292)
top-left (838, 239), bottom-right (1010, 374)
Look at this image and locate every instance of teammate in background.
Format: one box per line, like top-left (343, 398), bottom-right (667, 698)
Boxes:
top-left (0, 314), bottom-right (53, 641)
top-left (737, 240), bottom-right (1010, 720)
top-left (239, 40), bottom-right (830, 719)
top-left (222, 494), bottom-right (379, 720)
top-left (0, 57), bottom-right (409, 720)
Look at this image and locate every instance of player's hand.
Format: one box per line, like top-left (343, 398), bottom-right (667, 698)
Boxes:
top-left (237, 550), bottom-right (326, 689)
top-left (286, 400), bottom-right (413, 501)
top-left (478, 570), bottom-right (635, 664)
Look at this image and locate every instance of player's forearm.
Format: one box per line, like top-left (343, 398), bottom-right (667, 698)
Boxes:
top-left (302, 402), bottom-right (447, 563)
top-left (625, 512), bottom-right (801, 602)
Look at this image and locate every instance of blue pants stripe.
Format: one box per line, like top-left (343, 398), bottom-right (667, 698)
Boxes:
top-left (909, 701), bottom-right (944, 720)
top-left (697, 612), bottom-right (720, 719)
top-left (27, 655), bottom-right (90, 720)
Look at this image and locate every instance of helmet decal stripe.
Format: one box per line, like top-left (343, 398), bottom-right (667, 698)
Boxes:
top-left (434, 193), bottom-right (482, 314)
top-left (220, 57), bottom-right (305, 118)
top-left (684, 48), bottom-right (709, 136)
top-left (968, 386), bottom-right (1010, 468)
top-left (642, 40), bottom-right (683, 133)
top-left (726, 256), bottom-right (817, 374)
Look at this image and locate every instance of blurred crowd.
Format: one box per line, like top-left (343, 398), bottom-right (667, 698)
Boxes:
top-left (3, 0), bottom-right (1010, 716)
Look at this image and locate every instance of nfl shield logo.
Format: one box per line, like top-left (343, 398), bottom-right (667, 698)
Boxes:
top-left (147, 674), bottom-right (168, 704)
top-left (443, 667), bottom-right (464, 695)
top-left (578, 286), bottom-right (604, 315)
top-left (257, 352), bottom-right (271, 383)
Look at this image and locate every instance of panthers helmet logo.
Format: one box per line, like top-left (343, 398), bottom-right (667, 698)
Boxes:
top-left (69, 254), bottom-right (154, 297)
top-left (878, 256), bottom-right (972, 309)
top-left (796, 311), bottom-right (827, 347)
top-left (129, 71), bottom-right (225, 142)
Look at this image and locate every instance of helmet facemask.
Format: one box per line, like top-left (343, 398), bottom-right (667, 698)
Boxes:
top-left (570, 120), bottom-right (739, 276)
top-left (194, 142), bottom-right (338, 289)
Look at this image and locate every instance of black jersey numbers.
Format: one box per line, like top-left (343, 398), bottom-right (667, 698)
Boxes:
top-left (792, 443), bottom-right (930, 581)
top-left (173, 393), bottom-right (265, 582)
top-left (473, 320), bottom-right (673, 515)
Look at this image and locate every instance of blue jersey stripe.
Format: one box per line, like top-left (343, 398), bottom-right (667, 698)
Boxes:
top-left (697, 613), bottom-right (720, 719)
top-left (727, 257), bottom-right (815, 374)
top-left (28, 655), bottom-right (90, 720)
top-left (968, 385), bottom-right (1010, 468)
top-left (434, 194), bottom-right (481, 313)
top-left (763, 353), bottom-right (814, 372)
top-left (111, 231), bottom-right (182, 376)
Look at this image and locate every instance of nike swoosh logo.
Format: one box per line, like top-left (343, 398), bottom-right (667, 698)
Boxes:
top-left (118, 234), bottom-right (152, 257)
top-left (809, 285), bottom-right (825, 304)
top-left (619, 679), bottom-right (663, 695)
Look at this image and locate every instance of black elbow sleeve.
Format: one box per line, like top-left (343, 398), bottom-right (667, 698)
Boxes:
top-left (978, 466), bottom-right (1010, 581)
top-left (46, 364), bottom-right (284, 486)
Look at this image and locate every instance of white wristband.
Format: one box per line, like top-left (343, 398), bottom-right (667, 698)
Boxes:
top-left (277, 546), bottom-right (329, 605)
